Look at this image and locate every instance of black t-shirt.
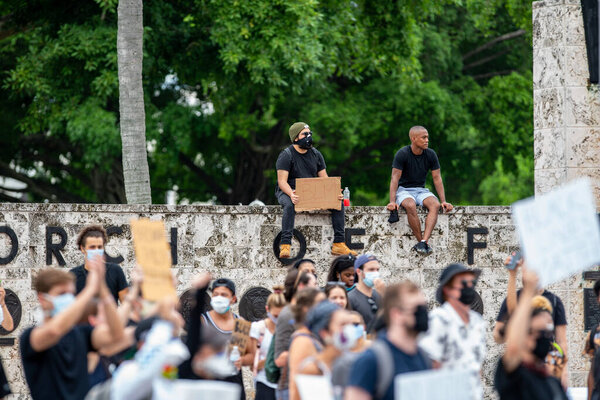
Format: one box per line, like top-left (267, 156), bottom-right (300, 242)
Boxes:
top-left (496, 290), bottom-right (567, 326)
top-left (392, 145), bottom-right (440, 188)
top-left (494, 357), bottom-right (567, 400)
top-left (21, 324), bottom-right (95, 400)
top-left (275, 145), bottom-right (326, 192)
top-left (70, 263), bottom-right (128, 303)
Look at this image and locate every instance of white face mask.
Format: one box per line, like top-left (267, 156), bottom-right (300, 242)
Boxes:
top-left (363, 271), bottom-right (380, 288)
top-left (332, 324), bottom-right (361, 351)
top-left (211, 296), bottom-right (231, 314)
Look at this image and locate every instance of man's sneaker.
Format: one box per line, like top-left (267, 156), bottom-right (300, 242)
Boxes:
top-left (412, 241), bottom-right (428, 255)
top-left (279, 244), bottom-right (291, 258)
top-left (425, 242), bottom-right (434, 255)
top-left (331, 242), bottom-right (358, 256)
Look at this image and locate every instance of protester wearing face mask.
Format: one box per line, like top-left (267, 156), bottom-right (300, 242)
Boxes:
top-left (326, 255), bottom-right (357, 292)
top-left (347, 254), bottom-right (383, 330)
top-left (201, 278), bottom-right (256, 400)
top-left (20, 262), bottom-right (124, 400)
top-left (346, 282), bottom-right (431, 400)
top-left (293, 259), bottom-right (318, 278)
top-left (494, 266), bottom-right (568, 400)
top-left (70, 225), bottom-right (129, 304)
top-left (419, 263), bottom-right (486, 400)
top-left (250, 286), bottom-right (287, 400)
top-left (326, 283), bottom-right (351, 310)
top-left (275, 122), bottom-right (357, 259)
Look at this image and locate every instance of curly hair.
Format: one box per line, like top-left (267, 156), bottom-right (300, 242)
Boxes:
top-left (76, 225), bottom-right (108, 249)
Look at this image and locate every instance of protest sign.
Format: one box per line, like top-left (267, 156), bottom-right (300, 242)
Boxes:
top-left (130, 218), bottom-right (176, 301)
top-left (512, 178), bottom-right (600, 286)
top-left (395, 368), bottom-right (472, 400)
top-left (153, 379), bottom-right (241, 400)
top-left (295, 177), bottom-right (341, 211)
top-left (295, 374), bottom-right (334, 400)
top-left (228, 319), bottom-right (252, 355)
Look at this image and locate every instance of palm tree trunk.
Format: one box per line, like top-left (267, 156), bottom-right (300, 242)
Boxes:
top-left (117, 0), bottom-right (152, 204)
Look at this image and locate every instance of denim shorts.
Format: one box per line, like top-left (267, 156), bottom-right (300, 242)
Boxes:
top-left (395, 186), bottom-right (436, 206)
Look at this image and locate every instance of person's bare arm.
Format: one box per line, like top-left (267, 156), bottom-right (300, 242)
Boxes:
top-left (345, 387), bottom-right (373, 400)
top-left (503, 265), bottom-right (538, 373)
top-left (118, 287), bottom-right (129, 303)
top-left (29, 263), bottom-right (101, 352)
top-left (505, 254), bottom-right (522, 315)
top-left (0, 288), bottom-right (13, 331)
top-left (275, 351), bottom-right (288, 368)
top-left (589, 357), bottom-right (595, 400)
top-left (241, 336), bottom-right (257, 367)
top-left (431, 169), bottom-right (453, 212)
top-left (289, 336), bottom-right (317, 400)
top-left (91, 279), bottom-right (125, 349)
top-left (317, 169), bottom-right (328, 178)
top-left (386, 168), bottom-right (402, 211)
top-left (277, 170), bottom-right (299, 205)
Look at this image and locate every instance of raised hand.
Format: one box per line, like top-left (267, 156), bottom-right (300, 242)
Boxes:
top-left (386, 202), bottom-right (399, 211)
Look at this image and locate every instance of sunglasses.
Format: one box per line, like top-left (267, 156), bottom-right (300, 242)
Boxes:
top-left (367, 297), bottom-right (378, 313)
top-left (326, 281), bottom-right (347, 287)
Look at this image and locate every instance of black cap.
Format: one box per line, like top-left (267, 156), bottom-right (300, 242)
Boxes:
top-left (435, 263), bottom-right (481, 304)
top-left (211, 278), bottom-right (236, 295)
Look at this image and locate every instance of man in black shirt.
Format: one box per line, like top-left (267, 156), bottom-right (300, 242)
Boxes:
top-left (70, 225), bottom-right (128, 303)
top-left (276, 122), bottom-right (357, 258)
top-left (387, 126), bottom-right (453, 255)
top-left (20, 261), bottom-right (124, 400)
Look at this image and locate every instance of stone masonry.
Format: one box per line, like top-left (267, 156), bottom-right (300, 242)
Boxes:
top-left (533, 0), bottom-right (600, 202)
top-left (0, 203), bottom-right (591, 399)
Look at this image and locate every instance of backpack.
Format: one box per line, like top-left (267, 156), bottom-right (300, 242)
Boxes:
top-left (370, 340), bottom-right (432, 400)
top-left (265, 333), bottom-right (281, 384)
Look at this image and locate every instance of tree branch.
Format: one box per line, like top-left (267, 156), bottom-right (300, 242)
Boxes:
top-left (472, 69), bottom-right (515, 80)
top-left (462, 29), bottom-right (526, 61)
top-left (463, 49), bottom-right (511, 70)
top-left (178, 152), bottom-right (229, 203)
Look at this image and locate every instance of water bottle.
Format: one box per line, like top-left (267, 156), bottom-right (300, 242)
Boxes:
top-left (229, 345), bottom-right (241, 363)
top-left (343, 187), bottom-right (350, 207)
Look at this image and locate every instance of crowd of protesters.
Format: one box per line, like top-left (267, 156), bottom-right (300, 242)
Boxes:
top-left (0, 123), bottom-right (593, 400)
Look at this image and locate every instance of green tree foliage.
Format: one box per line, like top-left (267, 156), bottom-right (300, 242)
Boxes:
top-left (0, 0), bottom-right (533, 205)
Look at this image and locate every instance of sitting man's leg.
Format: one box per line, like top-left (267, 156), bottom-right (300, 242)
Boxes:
top-left (421, 195), bottom-right (441, 255)
top-left (277, 192), bottom-right (295, 258)
top-left (400, 197), bottom-right (427, 255)
top-left (330, 203), bottom-right (357, 256)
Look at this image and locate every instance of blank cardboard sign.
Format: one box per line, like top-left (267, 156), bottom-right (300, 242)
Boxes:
top-left (130, 218), bottom-right (176, 301)
top-left (295, 177), bottom-right (341, 212)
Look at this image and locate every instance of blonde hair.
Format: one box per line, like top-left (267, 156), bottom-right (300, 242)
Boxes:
top-left (531, 295), bottom-right (553, 313)
top-left (267, 285), bottom-right (286, 309)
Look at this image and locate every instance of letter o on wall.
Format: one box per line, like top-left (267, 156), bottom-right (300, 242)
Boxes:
top-left (0, 226), bottom-right (18, 265)
top-left (273, 229), bottom-right (307, 265)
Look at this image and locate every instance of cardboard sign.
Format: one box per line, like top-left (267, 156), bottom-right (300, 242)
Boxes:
top-left (228, 319), bottom-right (252, 355)
top-left (512, 178), bottom-right (600, 286)
top-left (395, 369), bottom-right (472, 400)
top-left (130, 218), bottom-right (176, 301)
top-left (295, 177), bottom-right (341, 211)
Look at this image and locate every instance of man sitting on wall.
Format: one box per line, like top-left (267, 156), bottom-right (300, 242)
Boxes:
top-left (386, 125), bottom-right (453, 255)
top-left (275, 122), bottom-right (357, 258)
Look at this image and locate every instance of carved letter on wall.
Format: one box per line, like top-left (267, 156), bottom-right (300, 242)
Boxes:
top-left (170, 227), bottom-right (178, 265)
top-left (467, 227), bottom-right (488, 265)
top-left (273, 229), bottom-right (307, 265)
top-left (0, 226), bottom-right (18, 265)
top-left (45, 226), bottom-right (67, 266)
top-left (344, 228), bottom-right (365, 250)
top-left (105, 225), bottom-right (125, 264)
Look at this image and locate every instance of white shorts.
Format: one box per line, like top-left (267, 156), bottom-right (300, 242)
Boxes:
top-left (395, 186), bottom-right (436, 206)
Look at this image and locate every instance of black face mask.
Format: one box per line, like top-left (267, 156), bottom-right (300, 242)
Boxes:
top-left (413, 305), bottom-right (429, 333)
top-left (459, 285), bottom-right (476, 305)
top-left (296, 134), bottom-right (313, 149)
top-left (533, 332), bottom-right (553, 360)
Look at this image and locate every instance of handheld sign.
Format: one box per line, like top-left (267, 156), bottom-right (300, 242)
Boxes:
top-left (295, 177), bottom-right (341, 212)
top-left (395, 369), bottom-right (472, 400)
top-left (295, 374), bottom-right (334, 400)
top-left (512, 178), bottom-right (600, 286)
top-left (130, 218), bottom-right (176, 301)
top-left (228, 319), bottom-right (252, 355)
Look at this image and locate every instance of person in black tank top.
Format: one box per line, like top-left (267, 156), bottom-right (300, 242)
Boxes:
top-left (275, 122), bottom-right (357, 259)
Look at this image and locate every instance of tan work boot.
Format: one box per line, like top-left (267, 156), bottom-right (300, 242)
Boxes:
top-left (279, 244), bottom-right (291, 258)
top-left (331, 242), bottom-right (357, 256)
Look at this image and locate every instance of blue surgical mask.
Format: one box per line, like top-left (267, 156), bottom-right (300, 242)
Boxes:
top-left (86, 249), bottom-right (104, 261)
top-left (363, 271), bottom-right (380, 288)
top-left (44, 293), bottom-right (76, 317)
top-left (267, 311), bottom-right (278, 324)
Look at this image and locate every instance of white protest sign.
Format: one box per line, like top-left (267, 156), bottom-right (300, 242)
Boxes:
top-left (512, 178), bottom-right (600, 287)
top-left (395, 368), bottom-right (472, 400)
top-left (295, 374), bottom-right (334, 400)
top-left (153, 379), bottom-right (240, 400)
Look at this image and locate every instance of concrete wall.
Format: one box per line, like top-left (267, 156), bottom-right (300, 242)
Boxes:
top-left (533, 0), bottom-right (600, 202)
top-left (0, 204), bottom-right (590, 399)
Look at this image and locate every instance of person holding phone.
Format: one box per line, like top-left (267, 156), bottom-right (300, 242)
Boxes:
top-left (492, 251), bottom-right (568, 386)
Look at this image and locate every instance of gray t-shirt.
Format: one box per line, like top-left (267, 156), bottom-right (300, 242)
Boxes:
top-left (347, 288), bottom-right (381, 329)
top-left (274, 305), bottom-right (295, 390)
